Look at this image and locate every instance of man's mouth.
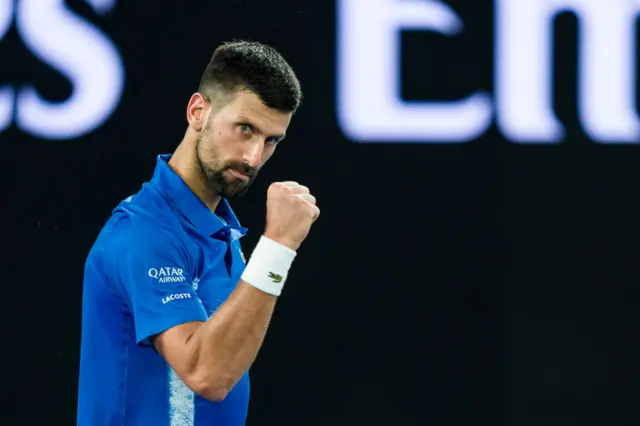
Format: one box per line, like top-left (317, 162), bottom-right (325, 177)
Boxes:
top-left (228, 169), bottom-right (250, 180)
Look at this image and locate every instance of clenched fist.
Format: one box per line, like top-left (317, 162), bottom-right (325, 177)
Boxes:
top-left (263, 181), bottom-right (320, 251)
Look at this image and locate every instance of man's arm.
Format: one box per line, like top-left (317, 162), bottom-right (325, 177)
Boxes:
top-left (153, 280), bottom-right (276, 402)
top-left (153, 182), bottom-right (319, 402)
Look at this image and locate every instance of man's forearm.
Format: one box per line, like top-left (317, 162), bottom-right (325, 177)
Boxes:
top-left (169, 235), bottom-right (302, 401)
top-left (187, 280), bottom-right (277, 400)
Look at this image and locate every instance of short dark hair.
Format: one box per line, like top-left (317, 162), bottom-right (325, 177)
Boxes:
top-left (198, 40), bottom-right (302, 113)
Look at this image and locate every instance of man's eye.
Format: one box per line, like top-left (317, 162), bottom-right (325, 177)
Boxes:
top-left (239, 124), bottom-right (251, 134)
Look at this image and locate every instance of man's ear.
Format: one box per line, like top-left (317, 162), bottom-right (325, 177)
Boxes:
top-left (186, 93), bottom-right (207, 131)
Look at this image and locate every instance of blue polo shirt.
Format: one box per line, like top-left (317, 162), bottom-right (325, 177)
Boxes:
top-left (77, 154), bottom-right (250, 426)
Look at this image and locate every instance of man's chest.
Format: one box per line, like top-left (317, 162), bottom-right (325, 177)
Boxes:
top-left (189, 237), bottom-right (247, 317)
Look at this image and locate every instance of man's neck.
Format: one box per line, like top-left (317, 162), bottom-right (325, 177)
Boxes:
top-left (168, 138), bottom-right (221, 212)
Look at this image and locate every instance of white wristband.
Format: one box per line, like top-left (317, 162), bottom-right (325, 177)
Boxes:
top-left (241, 236), bottom-right (297, 296)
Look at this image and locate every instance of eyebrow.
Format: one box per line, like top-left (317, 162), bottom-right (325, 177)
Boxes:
top-left (238, 116), bottom-right (286, 142)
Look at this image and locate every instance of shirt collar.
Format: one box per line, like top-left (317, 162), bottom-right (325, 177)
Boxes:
top-left (149, 154), bottom-right (247, 239)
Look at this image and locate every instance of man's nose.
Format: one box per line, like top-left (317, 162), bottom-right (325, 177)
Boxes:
top-left (243, 140), bottom-right (264, 168)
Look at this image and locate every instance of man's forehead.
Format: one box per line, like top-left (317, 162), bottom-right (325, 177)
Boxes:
top-left (232, 92), bottom-right (292, 131)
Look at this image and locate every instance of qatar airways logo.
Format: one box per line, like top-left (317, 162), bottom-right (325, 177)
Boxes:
top-left (0, 0), bottom-right (125, 140)
top-left (148, 267), bottom-right (186, 284)
top-left (337, 0), bottom-right (640, 144)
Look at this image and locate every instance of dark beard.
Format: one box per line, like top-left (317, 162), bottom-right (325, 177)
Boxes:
top-left (195, 140), bottom-right (256, 199)
top-left (202, 163), bottom-right (253, 199)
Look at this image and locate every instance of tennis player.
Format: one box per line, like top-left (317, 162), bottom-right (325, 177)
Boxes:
top-left (76, 40), bottom-right (319, 426)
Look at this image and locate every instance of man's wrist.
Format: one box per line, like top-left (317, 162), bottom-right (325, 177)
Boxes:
top-left (262, 231), bottom-right (300, 252)
top-left (241, 236), bottom-right (297, 296)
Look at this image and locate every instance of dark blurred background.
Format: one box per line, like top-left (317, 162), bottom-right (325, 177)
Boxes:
top-left (2, 1), bottom-right (639, 425)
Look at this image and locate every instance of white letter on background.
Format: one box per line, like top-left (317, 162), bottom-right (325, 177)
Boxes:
top-left (16, 0), bottom-right (125, 140)
top-left (0, 1), bottom-right (14, 133)
top-left (496, 0), bottom-right (640, 143)
top-left (337, 0), bottom-right (493, 143)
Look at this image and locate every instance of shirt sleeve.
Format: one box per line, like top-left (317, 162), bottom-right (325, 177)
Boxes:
top-left (107, 226), bottom-right (208, 345)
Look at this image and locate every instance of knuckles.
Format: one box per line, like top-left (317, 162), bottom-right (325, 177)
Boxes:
top-left (269, 182), bottom-right (317, 207)
top-left (266, 181), bottom-right (321, 224)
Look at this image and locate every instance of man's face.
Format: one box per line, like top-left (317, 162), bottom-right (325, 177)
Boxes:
top-left (195, 90), bottom-right (292, 198)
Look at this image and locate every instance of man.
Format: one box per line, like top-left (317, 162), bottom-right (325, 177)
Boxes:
top-left (77, 40), bottom-right (319, 426)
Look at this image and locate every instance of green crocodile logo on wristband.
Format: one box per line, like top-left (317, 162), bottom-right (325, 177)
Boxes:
top-left (268, 272), bottom-right (283, 283)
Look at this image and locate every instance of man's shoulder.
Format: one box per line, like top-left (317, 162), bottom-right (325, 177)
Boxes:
top-left (93, 193), bottom-right (185, 258)
top-left (102, 213), bottom-right (180, 253)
